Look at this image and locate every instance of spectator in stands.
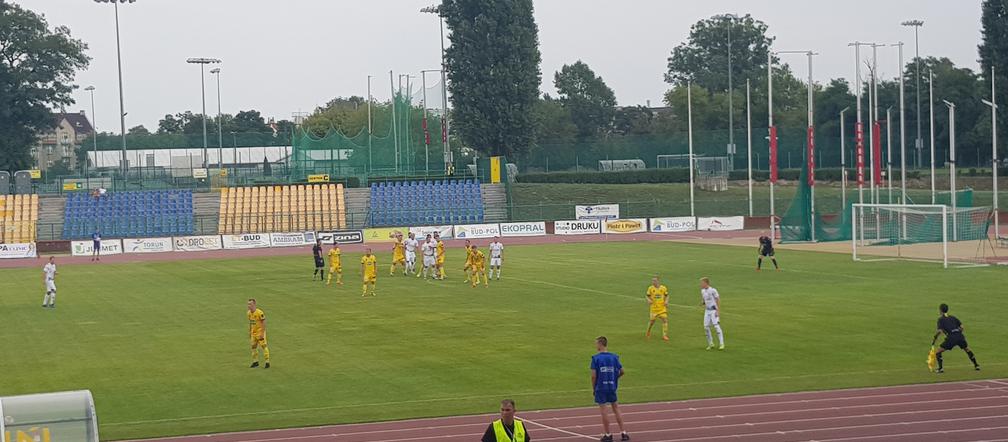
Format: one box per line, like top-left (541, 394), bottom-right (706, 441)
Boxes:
top-left (481, 399), bottom-right (530, 442)
top-left (91, 230), bottom-right (102, 262)
top-left (91, 187), bottom-right (107, 199)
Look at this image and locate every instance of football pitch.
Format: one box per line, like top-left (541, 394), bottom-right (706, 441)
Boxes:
top-left (1, 240), bottom-right (1006, 440)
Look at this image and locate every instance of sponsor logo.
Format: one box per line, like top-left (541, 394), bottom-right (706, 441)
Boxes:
top-left (500, 222), bottom-right (545, 235)
top-left (650, 217), bottom-right (696, 232)
top-left (605, 219), bottom-right (643, 233)
top-left (319, 230), bottom-right (364, 244)
top-left (454, 224), bottom-right (500, 239)
top-left (0, 242), bottom-right (36, 259)
top-left (173, 236), bottom-right (223, 251)
top-left (555, 219), bottom-right (601, 235)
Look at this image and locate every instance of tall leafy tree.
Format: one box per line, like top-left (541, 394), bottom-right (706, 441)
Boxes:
top-left (0, 2), bottom-right (89, 171)
top-left (665, 14), bottom-right (773, 91)
top-left (554, 61), bottom-right (617, 138)
top-left (979, 0), bottom-right (1007, 158)
top-left (442, 0), bottom-right (542, 157)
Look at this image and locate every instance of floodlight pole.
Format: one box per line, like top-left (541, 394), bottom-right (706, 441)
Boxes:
top-left (779, 50), bottom-right (818, 241)
top-left (767, 50), bottom-right (776, 235)
top-left (944, 100), bottom-right (957, 241)
top-left (688, 81), bottom-right (695, 218)
top-left (929, 69), bottom-right (936, 203)
top-left (840, 107), bottom-right (849, 208)
top-left (746, 79), bottom-right (753, 217)
top-left (186, 57), bottom-right (221, 169)
top-left (211, 67), bottom-right (222, 169)
top-left (886, 106), bottom-right (893, 203)
top-left (727, 16), bottom-right (735, 170)
top-left (85, 86), bottom-right (97, 173)
top-left (982, 66), bottom-right (999, 238)
top-left (390, 71), bottom-right (399, 173)
top-left (894, 42), bottom-right (907, 207)
top-left (902, 19), bottom-right (924, 168)
top-left (367, 75), bottom-right (373, 175)
top-left (850, 42), bottom-right (872, 207)
top-left (94, 0), bottom-right (135, 176)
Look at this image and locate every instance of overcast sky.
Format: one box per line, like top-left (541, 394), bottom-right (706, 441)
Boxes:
top-left (17, 0), bottom-right (983, 132)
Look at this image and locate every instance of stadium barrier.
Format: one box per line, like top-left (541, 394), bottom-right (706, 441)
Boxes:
top-left (269, 232), bottom-right (318, 247)
top-left (409, 225), bottom-right (455, 240)
top-left (221, 234), bottom-right (272, 249)
top-left (318, 230), bottom-right (365, 244)
top-left (122, 237), bottom-right (174, 254)
top-left (362, 227), bottom-right (404, 243)
top-left (173, 235), bottom-right (223, 251)
top-left (70, 239), bottom-right (123, 256)
top-left (500, 221), bottom-right (546, 237)
top-left (697, 216), bottom-right (746, 231)
top-left (554, 219), bottom-right (602, 235)
top-left (601, 218), bottom-right (649, 234)
top-left (453, 223), bottom-right (501, 239)
top-left (649, 217), bottom-right (697, 232)
top-left (0, 243), bottom-right (36, 259)
top-left (575, 204), bottom-right (620, 220)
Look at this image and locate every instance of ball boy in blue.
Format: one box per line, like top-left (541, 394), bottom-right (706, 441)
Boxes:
top-left (591, 336), bottom-right (629, 442)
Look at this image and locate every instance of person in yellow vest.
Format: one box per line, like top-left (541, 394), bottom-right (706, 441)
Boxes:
top-left (326, 243), bottom-right (342, 286)
top-left (434, 232), bottom-right (447, 280)
top-left (462, 239), bottom-right (475, 283)
top-left (361, 248), bottom-right (378, 297)
top-left (390, 232), bottom-right (407, 276)
top-left (481, 399), bottom-right (530, 442)
top-left (470, 245), bottom-right (489, 288)
top-left (645, 276), bottom-right (670, 341)
top-left (247, 298), bottom-right (270, 369)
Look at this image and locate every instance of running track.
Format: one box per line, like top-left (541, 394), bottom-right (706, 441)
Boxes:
top-left (127, 379), bottom-right (1008, 442)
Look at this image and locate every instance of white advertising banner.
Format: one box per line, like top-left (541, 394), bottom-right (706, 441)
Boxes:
top-left (601, 218), bottom-right (648, 234)
top-left (0, 243), bottom-right (37, 259)
top-left (499, 221), bottom-right (547, 237)
top-left (71, 239), bottom-right (123, 256)
top-left (697, 216), bottom-right (745, 231)
top-left (123, 237), bottom-right (174, 254)
top-left (269, 231), bottom-right (318, 247)
top-left (221, 233), bottom-right (272, 249)
top-left (453, 223), bottom-right (501, 239)
top-left (409, 225), bottom-right (454, 240)
top-left (554, 219), bottom-right (602, 235)
top-left (173, 235), bottom-right (223, 252)
top-left (649, 217), bottom-right (697, 233)
top-left (575, 204), bottom-right (620, 220)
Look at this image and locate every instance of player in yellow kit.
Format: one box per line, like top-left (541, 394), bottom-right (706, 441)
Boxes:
top-left (470, 245), bottom-right (489, 288)
top-left (462, 240), bottom-right (475, 283)
top-left (247, 298), bottom-right (270, 368)
top-left (645, 277), bottom-right (670, 341)
top-left (390, 232), bottom-right (407, 276)
top-left (361, 247), bottom-right (378, 296)
top-left (326, 243), bottom-right (342, 286)
top-left (434, 232), bottom-right (447, 280)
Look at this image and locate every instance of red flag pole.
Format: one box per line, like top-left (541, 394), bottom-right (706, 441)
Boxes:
top-left (769, 126), bottom-right (779, 183)
top-left (856, 122), bottom-right (865, 186)
top-left (807, 126), bottom-right (816, 186)
top-left (872, 121), bottom-right (883, 186)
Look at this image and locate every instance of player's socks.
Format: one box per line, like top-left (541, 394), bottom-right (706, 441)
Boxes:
top-left (967, 350), bottom-right (979, 368)
top-left (936, 353), bottom-right (943, 371)
top-left (661, 322), bottom-right (669, 337)
top-left (704, 327), bottom-right (714, 348)
top-left (757, 258), bottom-right (762, 270)
top-left (42, 293), bottom-right (49, 307)
top-left (251, 349), bottom-right (259, 365)
top-left (263, 347), bottom-right (270, 364)
top-left (362, 284), bottom-right (368, 296)
top-left (48, 293), bottom-right (55, 307)
top-left (439, 268), bottom-right (446, 279)
top-left (715, 324), bottom-right (724, 347)
top-left (772, 259), bottom-right (779, 269)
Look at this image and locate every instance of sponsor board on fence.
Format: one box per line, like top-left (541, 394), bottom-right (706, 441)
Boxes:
top-left (363, 227), bottom-right (405, 243)
top-left (602, 218), bottom-right (648, 234)
top-left (0, 242), bottom-right (36, 259)
top-left (318, 230), bottom-right (364, 244)
top-left (499, 221), bottom-right (546, 237)
top-left (697, 216), bottom-right (745, 231)
top-left (453, 223), bottom-right (501, 239)
top-left (575, 204), bottom-right (620, 220)
top-left (649, 217), bottom-right (697, 233)
top-left (123, 237), bottom-right (173, 253)
top-left (409, 225), bottom-right (454, 240)
top-left (269, 231), bottom-right (318, 247)
top-left (554, 219), bottom-right (602, 235)
top-left (221, 234), bottom-right (272, 249)
top-left (173, 235), bottom-right (223, 252)
top-left (71, 239), bottom-right (123, 256)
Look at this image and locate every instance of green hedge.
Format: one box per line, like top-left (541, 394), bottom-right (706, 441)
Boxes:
top-left (518, 168), bottom-right (922, 185)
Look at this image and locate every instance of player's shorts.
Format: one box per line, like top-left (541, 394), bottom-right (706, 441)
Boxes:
top-left (594, 390), bottom-right (618, 405)
top-left (436, 256), bottom-right (445, 266)
top-left (423, 255), bottom-right (436, 267)
top-left (760, 249), bottom-right (775, 257)
top-left (314, 257), bottom-right (325, 268)
top-left (473, 265), bottom-right (486, 273)
top-left (45, 279), bottom-right (56, 292)
top-left (393, 255), bottom-right (405, 264)
top-left (406, 252), bottom-right (416, 263)
top-left (329, 265), bottom-right (341, 273)
top-left (704, 309), bottom-right (720, 327)
top-left (940, 333), bottom-right (968, 351)
top-left (250, 333), bottom-right (268, 348)
top-left (93, 241), bottom-right (101, 251)
top-left (364, 273), bottom-right (377, 283)
top-left (650, 311), bottom-right (668, 321)
top-left (490, 257), bottom-right (502, 267)
top-left (464, 260), bottom-right (473, 269)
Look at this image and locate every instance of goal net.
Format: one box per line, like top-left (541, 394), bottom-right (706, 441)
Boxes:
top-left (655, 154), bottom-right (728, 191)
top-left (852, 204), bottom-right (994, 268)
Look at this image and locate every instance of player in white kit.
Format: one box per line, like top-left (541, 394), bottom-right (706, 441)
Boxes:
top-left (404, 232), bottom-right (419, 275)
top-left (700, 277), bottom-right (724, 350)
top-left (488, 237), bottom-right (504, 280)
top-left (42, 256), bottom-right (58, 308)
top-left (419, 234), bottom-right (437, 279)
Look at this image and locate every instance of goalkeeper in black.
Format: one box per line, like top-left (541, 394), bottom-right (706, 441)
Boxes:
top-left (932, 303), bottom-right (980, 373)
top-left (756, 235), bottom-right (779, 271)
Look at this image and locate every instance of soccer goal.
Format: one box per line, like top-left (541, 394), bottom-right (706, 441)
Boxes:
top-left (656, 154), bottom-right (729, 191)
top-left (852, 204), bottom-right (995, 268)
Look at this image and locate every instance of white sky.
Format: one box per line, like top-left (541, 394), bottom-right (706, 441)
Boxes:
top-left (16, 0), bottom-right (983, 131)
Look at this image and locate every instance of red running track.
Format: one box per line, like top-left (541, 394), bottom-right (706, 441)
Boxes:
top-left (125, 379), bottom-right (1008, 442)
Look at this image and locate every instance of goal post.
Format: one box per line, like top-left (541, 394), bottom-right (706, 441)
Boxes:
top-left (852, 203), bottom-right (994, 268)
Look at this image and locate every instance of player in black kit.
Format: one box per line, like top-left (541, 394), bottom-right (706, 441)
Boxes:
top-left (312, 239), bottom-right (325, 282)
top-left (756, 235), bottom-right (779, 271)
top-left (931, 303), bottom-right (980, 373)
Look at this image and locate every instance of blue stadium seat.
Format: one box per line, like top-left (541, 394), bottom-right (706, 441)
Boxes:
top-left (61, 189), bottom-right (196, 240)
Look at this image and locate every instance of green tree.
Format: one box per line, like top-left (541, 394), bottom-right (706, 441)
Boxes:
top-left (128, 125), bottom-right (151, 135)
top-left (442, 0), bottom-right (542, 157)
top-left (665, 14), bottom-right (773, 91)
top-left (0, 2), bottom-right (89, 171)
top-left (233, 110), bottom-right (268, 133)
top-left (554, 61), bottom-right (617, 138)
top-left (157, 114), bottom-right (184, 134)
top-left (979, 0), bottom-right (1007, 159)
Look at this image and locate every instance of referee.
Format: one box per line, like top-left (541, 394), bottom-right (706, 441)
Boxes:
top-left (481, 399), bottom-right (530, 442)
top-left (932, 303), bottom-right (980, 373)
top-left (312, 239), bottom-right (325, 282)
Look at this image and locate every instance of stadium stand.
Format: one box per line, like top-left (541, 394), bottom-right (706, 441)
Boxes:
top-left (368, 179), bottom-right (484, 227)
top-left (61, 190), bottom-right (194, 239)
top-left (0, 193), bottom-right (39, 243)
top-left (217, 184), bottom-right (346, 234)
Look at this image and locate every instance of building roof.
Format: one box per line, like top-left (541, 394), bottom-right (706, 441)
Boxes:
top-left (56, 112), bottom-right (94, 135)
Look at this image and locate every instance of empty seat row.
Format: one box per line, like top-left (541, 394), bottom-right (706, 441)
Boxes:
top-left (218, 184), bottom-right (347, 235)
top-left (368, 179), bottom-right (484, 227)
top-left (0, 194), bottom-right (39, 243)
top-left (62, 190), bottom-right (194, 239)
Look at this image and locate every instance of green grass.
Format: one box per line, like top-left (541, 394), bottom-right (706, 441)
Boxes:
top-left (1, 242), bottom-right (1006, 440)
top-left (510, 182), bottom-right (1008, 221)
